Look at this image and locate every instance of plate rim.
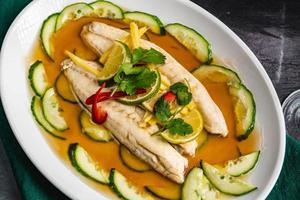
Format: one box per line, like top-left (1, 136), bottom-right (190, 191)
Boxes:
top-left (0, 0), bottom-right (286, 200)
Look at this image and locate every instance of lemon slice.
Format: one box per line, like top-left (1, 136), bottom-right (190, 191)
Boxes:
top-left (97, 41), bottom-right (131, 81)
top-left (161, 109), bottom-right (203, 144)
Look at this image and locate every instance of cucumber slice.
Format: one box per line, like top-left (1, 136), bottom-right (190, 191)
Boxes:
top-left (192, 64), bottom-right (241, 84)
top-left (90, 0), bottom-right (123, 19)
top-left (228, 82), bottom-right (256, 141)
top-left (119, 145), bottom-right (151, 172)
top-left (165, 23), bottom-right (212, 64)
top-left (182, 167), bottom-right (219, 200)
top-left (68, 143), bottom-right (109, 184)
top-left (56, 3), bottom-right (94, 31)
top-left (109, 168), bottom-right (154, 200)
top-left (79, 110), bottom-right (112, 142)
top-left (124, 11), bottom-right (165, 35)
top-left (28, 61), bottom-right (50, 97)
top-left (225, 151), bottom-right (260, 177)
top-left (118, 70), bottom-right (161, 105)
top-left (55, 72), bottom-right (77, 104)
top-left (31, 96), bottom-right (65, 140)
top-left (42, 87), bottom-right (68, 131)
top-left (201, 160), bottom-right (257, 196)
top-left (196, 129), bottom-right (208, 149)
top-left (40, 13), bottom-right (58, 59)
top-left (145, 185), bottom-right (181, 200)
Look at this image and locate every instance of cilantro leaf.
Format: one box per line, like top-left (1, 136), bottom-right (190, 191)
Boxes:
top-left (177, 91), bottom-right (192, 106)
top-left (121, 63), bottom-right (144, 75)
top-left (170, 82), bottom-right (188, 93)
top-left (119, 68), bottom-right (157, 95)
top-left (170, 82), bottom-right (192, 106)
top-left (166, 118), bottom-right (193, 135)
top-left (154, 98), bottom-right (171, 122)
top-left (132, 48), bottom-right (166, 64)
top-left (132, 48), bottom-right (144, 64)
top-left (114, 63), bottom-right (148, 85)
top-left (114, 68), bottom-right (124, 84)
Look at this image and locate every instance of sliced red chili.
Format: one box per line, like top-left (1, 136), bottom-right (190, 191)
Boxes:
top-left (86, 91), bottom-right (125, 105)
top-left (91, 83), bottom-right (108, 124)
top-left (88, 84), bottom-right (147, 124)
top-left (85, 88), bottom-right (147, 105)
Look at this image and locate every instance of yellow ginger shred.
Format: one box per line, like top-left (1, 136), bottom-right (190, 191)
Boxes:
top-left (65, 50), bottom-right (100, 76)
top-left (139, 111), bottom-right (156, 128)
top-left (148, 118), bottom-right (157, 126)
top-left (130, 22), bottom-right (140, 49)
top-left (99, 24), bottom-right (148, 64)
top-left (143, 111), bottom-right (153, 123)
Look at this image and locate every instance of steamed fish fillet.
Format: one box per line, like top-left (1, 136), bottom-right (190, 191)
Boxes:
top-left (81, 22), bottom-right (228, 136)
top-left (62, 59), bottom-right (187, 183)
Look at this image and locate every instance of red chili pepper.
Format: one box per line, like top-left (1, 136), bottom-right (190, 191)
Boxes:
top-left (163, 91), bottom-right (176, 103)
top-left (89, 85), bottom-right (147, 124)
top-left (85, 88), bottom-right (147, 105)
top-left (91, 83), bottom-right (108, 124)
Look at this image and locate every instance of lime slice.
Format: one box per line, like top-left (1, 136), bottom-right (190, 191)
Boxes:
top-left (97, 41), bottom-right (131, 81)
top-left (118, 70), bottom-right (161, 105)
top-left (142, 74), bottom-right (170, 112)
top-left (161, 109), bottom-right (203, 144)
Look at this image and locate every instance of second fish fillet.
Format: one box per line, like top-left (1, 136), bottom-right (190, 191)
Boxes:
top-left (62, 59), bottom-right (188, 183)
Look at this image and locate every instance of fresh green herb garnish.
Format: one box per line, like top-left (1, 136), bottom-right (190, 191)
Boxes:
top-left (170, 82), bottom-right (192, 105)
top-left (112, 45), bottom-right (163, 95)
top-left (121, 63), bottom-right (144, 75)
top-left (166, 118), bottom-right (193, 135)
top-left (154, 93), bottom-right (193, 136)
top-left (132, 48), bottom-right (166, 64)
top-left (154, 98), bottom-right (172, 122)
top-left (117, 67), bottom-right (157, 95)
top-left (114, 63), bottom-right (145, 83)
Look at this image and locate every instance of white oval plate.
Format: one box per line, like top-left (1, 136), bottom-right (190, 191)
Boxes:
top-left (0, 0), bottom-right (285, 199)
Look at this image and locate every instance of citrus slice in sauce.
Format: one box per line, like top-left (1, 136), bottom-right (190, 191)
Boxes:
top-left (161, 109), bottom-right (203, 144)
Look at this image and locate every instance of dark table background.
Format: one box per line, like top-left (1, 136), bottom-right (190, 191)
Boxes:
top-left (0, 0), bottom-right (299, 199)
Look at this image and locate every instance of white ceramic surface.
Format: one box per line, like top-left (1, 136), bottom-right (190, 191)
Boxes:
top-left (0, 0), bottom-right (285, 199)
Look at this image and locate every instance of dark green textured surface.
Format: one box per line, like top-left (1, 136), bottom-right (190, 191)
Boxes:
top-left (0, 0), bottom-right (299, 200)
